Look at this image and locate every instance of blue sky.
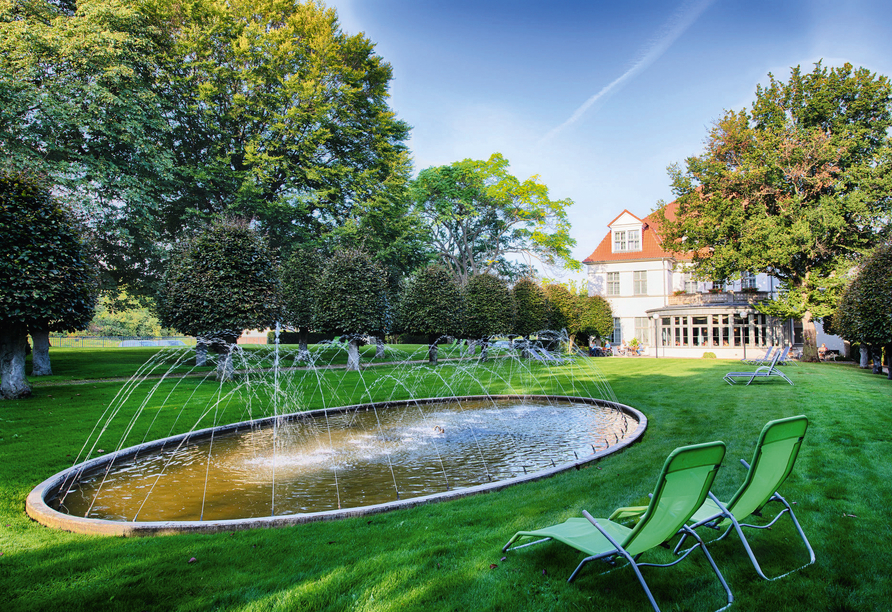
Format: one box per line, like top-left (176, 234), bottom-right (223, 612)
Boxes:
top-left (329, 0), bottom-right (892, 279)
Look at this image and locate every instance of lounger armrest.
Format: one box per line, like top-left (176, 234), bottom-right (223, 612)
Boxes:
top-left (609, 505), bottom-right (648, 521)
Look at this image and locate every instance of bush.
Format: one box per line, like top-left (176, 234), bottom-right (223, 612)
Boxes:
top-left (702, 352), bottom-right (717, 359)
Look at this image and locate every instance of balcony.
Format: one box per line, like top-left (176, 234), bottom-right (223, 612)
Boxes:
top-left (667, 291), bottom-right (770, 306)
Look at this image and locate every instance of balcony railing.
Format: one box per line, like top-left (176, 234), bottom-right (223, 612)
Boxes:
top-left (667, 291), bottom-right (769, 306)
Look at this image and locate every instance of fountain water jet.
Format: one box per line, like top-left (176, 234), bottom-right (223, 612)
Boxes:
top-left (27, 336), bottom-right (646, 535)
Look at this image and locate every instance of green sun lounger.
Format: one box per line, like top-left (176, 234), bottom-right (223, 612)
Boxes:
top-left (612, 416), bottom-right (814, 581)
top-left (502, 442), bottom-right (733, 612)
top-left (675, 415), bottom-right (815, 580)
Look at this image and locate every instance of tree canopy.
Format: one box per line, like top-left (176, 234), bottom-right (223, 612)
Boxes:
top-left (1, 0), bottom-right (175, 295)
top-left (411, 153), bottom-right (578, 286)
top-left (157, 0), bottom-right (411, 255)
top-left (656, 62), bottom-right (892, 359)
top-left (313, 248), bottom-right (389, 371)
top-left (397, 264), bottom-right (463, 364)
top-left (462, 273), bottom-right (514, 344)
top-left (0, 171), bottom-right (96, 398)
top-left (158, 218), bottom-right (279, 351)
top-left (511, 278), bottom-right (549, 339)
top-left (1, 0), bottom-right (412, 297)
top-left (577, 294), bottom-right (614, 344)
top-left (835, 243), bottom-right (892, 372)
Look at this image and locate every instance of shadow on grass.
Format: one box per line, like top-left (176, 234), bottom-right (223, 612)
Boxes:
top-left (2, 358), bottom-right (891, 611)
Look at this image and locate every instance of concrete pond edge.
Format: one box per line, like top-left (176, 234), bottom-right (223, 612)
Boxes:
top-left (26, 395), bottom-right (647, 536)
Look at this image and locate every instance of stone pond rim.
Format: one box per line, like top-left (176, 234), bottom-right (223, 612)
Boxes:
top-left (26, 394), bottom-right (647, 536)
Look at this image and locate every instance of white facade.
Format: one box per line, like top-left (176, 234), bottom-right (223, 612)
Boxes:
top-left (583, 208), bottom-right (845, 358)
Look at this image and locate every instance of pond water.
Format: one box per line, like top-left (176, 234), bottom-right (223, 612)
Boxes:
top-left (52, 398), bottom-right (632, 522)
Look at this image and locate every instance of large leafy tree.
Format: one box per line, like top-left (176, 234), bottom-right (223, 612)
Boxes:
top-left (462, 273), bottom-right (514, 359)
top-left (156, 0), bottom-right (411, 257)
top-left (397, 264), bottom-right (463, 365)
top-left (835, 244), bottom-right (892, 379)
top-left (328, 152), bottom-right (432, 285)
top-left (159, 219), bottom-right (279, 380)
top-left (656, 63), bottom-right (892, 360)
top-left (1, 0), bottom-right (175, 295)
top-left (0, 172), bottom-right (96, 398)
top-left (313, 249), bottom-right (389, 371)
top-left (2, 0), bottom-right (411, 296)
top-left (411, 153), bottom-right (578, 286)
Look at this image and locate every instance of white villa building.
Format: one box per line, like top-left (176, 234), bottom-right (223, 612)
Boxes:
top-left (584, 205), bottom-right (846, 359)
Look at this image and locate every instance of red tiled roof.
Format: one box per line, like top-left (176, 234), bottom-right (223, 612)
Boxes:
top-left (583, 201), bottom-right (689, 264)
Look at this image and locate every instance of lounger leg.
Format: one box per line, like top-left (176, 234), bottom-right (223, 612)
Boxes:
top-left (626, 557), bottom-right (662, 612)
top-left (568, 556), bottom-right (593, 583)
top-left (726, 499), bottom-right (814, 581)
top-left (682, 526), bottom-right (734, 610)
top-left (773, 494), bottom-right (816, 572)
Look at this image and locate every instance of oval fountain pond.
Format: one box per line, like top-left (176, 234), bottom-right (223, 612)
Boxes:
top-left (28, 395), bottom-right (645, 535)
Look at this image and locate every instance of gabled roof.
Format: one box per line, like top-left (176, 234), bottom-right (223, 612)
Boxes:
top-left (583, 201), bottom-right (688, 264)
top-left (607, 209), bottom-right (643, 227)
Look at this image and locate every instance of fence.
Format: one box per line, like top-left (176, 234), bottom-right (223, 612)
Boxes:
top-left (45, 336), bottom-right (197, 348)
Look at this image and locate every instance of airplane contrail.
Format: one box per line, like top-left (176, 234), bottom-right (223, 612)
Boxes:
top-left (540, 0), bottom-right (715, 144)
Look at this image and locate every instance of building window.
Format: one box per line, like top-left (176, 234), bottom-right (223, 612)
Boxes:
top-left (606, 272), bottom-right (620, 295)
top-left (692, 316), bottom-right (709, 346)
top-left (613, 229), bottom-right (641, 252)
top-left (741, 271), bottom-right (757, 290)
top-left (633, 271), bottom-right (647, 295)
top-left (656, 311), bottom-right (771, 348)
top-left (613, 231), bottom-right (626, 252)
top-left (611, 318), bottom-right (622, 344)
top-left (684, 274), bottom-right (698, 293)
top-left (711, 279), bottom-right (725, 292)
top-left (634, 317), bottom-right (650, 345)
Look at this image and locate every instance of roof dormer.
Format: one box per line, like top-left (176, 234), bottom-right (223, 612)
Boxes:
top-left (608, 210), bottom-right (644, 254)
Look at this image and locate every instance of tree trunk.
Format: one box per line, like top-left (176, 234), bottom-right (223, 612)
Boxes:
top-left (346, 337), bottom-right (360, 371)
top-left (211, 336), bottom-right (238, 381)
top-left (887, 343), bottom-right (892, 380)
top-left (860, 346), bottom-right (869, 368)
top-left (520, 336), bottom-right (531, 359)
top-left (886, 342), bottom-right (892, 380)
top-left (195, 338), bottom-right (208, 366)
top-left (800, 312), bottom-right (818, 362)
top-left (428, 334), bottom-right (438, 366)
top-left (296, 326), bottom-right (310, 362)
top-left (872, 346), bottom-right (883, 375)
top-left (0, 323), bottom-right (31, 399)
top-left (374, 336), bottom-right (385, 359)
top-left (30, 326), bottom-right (52, 376)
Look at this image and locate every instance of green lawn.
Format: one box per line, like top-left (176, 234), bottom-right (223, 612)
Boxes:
top-left (2, 350), bottom-right (890, 611)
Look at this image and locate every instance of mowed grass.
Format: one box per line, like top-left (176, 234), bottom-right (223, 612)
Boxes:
top-left (1, 350), bottom-right (890, 612)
